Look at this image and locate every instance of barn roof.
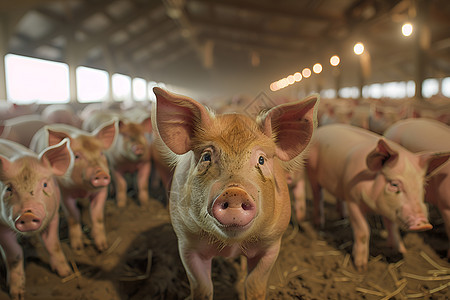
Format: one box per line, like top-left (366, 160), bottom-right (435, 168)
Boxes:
top-left (1, 0), bottom-right (449, 99)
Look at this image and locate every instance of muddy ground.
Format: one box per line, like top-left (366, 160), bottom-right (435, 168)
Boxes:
top-left (0, 183), bottom-right (449, 300)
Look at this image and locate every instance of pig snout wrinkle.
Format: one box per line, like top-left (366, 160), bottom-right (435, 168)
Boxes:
top-left (15, 212), bottom-right (42, 232)
top-left (91, 170), bottom-right (111, 187)
top-left (211, 187), bottom-right (256, 227)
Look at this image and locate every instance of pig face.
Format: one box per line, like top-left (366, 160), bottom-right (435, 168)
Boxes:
top-left (117, 118), bottom-right (152, 161)
top-left (366, 139), bottom-right (448, 231)
top-left (0, 140), bottom-right (71, 235)
top-left (178, 114), bottom-right (288, 242)
top-left (47, 123), bottom-right (116, 191)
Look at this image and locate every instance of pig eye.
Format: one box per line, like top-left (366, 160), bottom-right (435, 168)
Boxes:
top-left (5, 185), bottom-right (12, 193)
top-left (202, 152), bottom-right (211, 162)
top-left (258, 156), bottom-right (265, 165)
top-left (43, 182), bottom-right (48, 188)
top-left (388, 181), bottom-right (401, 194)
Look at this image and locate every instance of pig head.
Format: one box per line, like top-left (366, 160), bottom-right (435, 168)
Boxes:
top-left (153, 87), bottom-right (319, 299)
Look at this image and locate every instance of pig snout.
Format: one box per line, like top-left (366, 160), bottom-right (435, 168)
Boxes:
top-left (15, 211), bottom-right (42, 232)
top-left (131, 144), bottom-right (145, 156)
top-left (91, 169), bottom-right (110, 187)
top-left (406, 216), bottom-right (433, 232)
top-left (211, 187), bottom-right (256, 227)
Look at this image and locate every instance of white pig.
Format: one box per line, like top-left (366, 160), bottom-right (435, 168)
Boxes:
top-left (384, 118), bottom-right (450, 258)
top-left (0, 138), bottom-right (72, 299)
top-left (30, 123), bottom-right (116, 252)
top-left (83, 111), bottom-right (152, 207)
top-left (296, 124), bottom-right (450, 272)
top-left (152, 87), bottom-right (319, 299)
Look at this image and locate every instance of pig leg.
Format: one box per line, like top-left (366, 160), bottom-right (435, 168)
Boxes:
top-left (136, 161), bottom-right (151, 206)
top-left (40, 210), bottom-right (72, 277)
top-left (112, 170), bottom-right (128, 207)
top-left (308, 168), bottom-right (324, 227)
top-left (245, 239), bottom-right (281, 300)
top-left (62, 196), bottom-right (84, 251)
top-left (382, 217), bottom-right (406, 254)
top-left (0, 226), bottom-right (25, 300)
top-left (347, 201), bottom-right (370, 272)
top-left (292, 176), bottom-right (306, 223)
top-left (89, 189), bottom-right (108, 251)
top-left (179, 245), bottom-right (213, 300)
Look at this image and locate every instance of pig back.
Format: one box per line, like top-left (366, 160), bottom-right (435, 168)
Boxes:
top-left (0, 138), bottom-right (38, 160)
top-left (384, 118), bottom-right (450, 153)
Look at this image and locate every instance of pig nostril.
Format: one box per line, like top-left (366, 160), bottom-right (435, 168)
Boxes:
top-left (242, 203), bottom-right (252, 210)
top-left (221, 202), bottom-right (229, 209)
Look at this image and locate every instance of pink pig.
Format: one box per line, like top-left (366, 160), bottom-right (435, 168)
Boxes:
top-left (384, 118), bottom-right (450, 258)
top-left (152, 87), bottom-right (319, 299)
top-left (83, 111), bottom-right (152, 207)
top-left (296, 124), bottom-right (450, 272)
top-left (0, 115), bottom-right (48, 147)
top-left (30, 123), bottom-right (116, 252)
top-left (0, 138), bottom-right (72, 299)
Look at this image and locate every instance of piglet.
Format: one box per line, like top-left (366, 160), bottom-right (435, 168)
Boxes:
top-left (384, 118), bottom-right (450, 258)
top-left (0, 138), bottom-right (72, 299)
top-left (152, 87), bottom-right (319, 299)
top-left (297, 124), bottom-right (450, 272)
top-left (30, 123), bottom-right (116, 252)
top-left (83, 111), bottom-right (152, 207)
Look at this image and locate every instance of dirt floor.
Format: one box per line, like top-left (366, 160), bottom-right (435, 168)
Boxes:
top-left (0, 183), bottom-right (449, 300)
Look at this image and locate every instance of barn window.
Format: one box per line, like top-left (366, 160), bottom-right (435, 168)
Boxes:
top-left (76, 66), bottom-right (109, 103)
top-left (5, 54), bottom-right (69, 104)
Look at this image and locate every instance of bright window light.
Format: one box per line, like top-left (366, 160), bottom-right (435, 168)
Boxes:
top-left (321, 89), bottom-right (337, 99)
top-left (339, 87), bottom-right (359, 98)
top-left (422, 78), bottom-right (439, 98)
top-left (132, 78), bottom-right (147, 101)
top-left (5, 54), bottom-right (70, 103)
top-left (76, 66), bottom-right (109, 103)
top-left (406, 80), bottom-right (415, 97)
top-left (442, 77), bottom-right (450, 97)
top-left (112, 73), bottom-right (131, 102)
top-left (383, 82), bottom-right (406, 98)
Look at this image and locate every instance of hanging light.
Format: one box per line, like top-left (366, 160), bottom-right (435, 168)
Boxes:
top-left (402, 22), bottom-right (413, 37)
top-left (330, 55), bottom-right (340, 66)
top-left (353, 42), bottom-right (364, 55)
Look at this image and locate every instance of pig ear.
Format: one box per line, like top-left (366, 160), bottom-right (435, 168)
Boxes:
top-left (153, 87), bottom-right (212, 155)
top-left (261, 94), bottom-right (319, 161)
top-left (0, 155), bottom-right (12, 178)
top-left (93, 121), bottom-right (116, 149)
top-left (141, 117), bottom-right (152, 134)
top-left (47, 129), bottom-right (71, 146)
top-left (39, 138), bottom-right (72, 176)
top-left (418, 152), bottom-right (450, 177)
top-left (366, 139), bottom-right (399, 171)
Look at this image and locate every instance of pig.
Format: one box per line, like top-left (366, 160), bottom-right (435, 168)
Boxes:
top-left (41, 104), bottom-right (82, 128)
top-left (0, 138), bottom-right (72, 299)
top-left (30, 122), bottom-right (116, 252)
top-left (83, 111), bottom-right (152, 207)
top-left (0, 115), bottom-right (48, 147)
top-left (152, 87), bottom-right (319, 299)
top-left (384, 118), bottom-right (450, 258)
top-left (297, 124), bottom-right (450, 272)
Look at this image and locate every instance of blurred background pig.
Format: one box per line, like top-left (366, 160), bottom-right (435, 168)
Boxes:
top-left (83, 111), bottom-right (152, 207)
top-left (0, 138), bottom-right (72, 299)
top-left (30, 122), bottom-right (116, 253)
top-left (0, 115), bottom-right (47, 147)
top-left (152, 87), bottom-right (319, 299)
top-left (294, 124), bottom-right (450, 272)
top-left (384, 118), bottom-right (450, 259)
